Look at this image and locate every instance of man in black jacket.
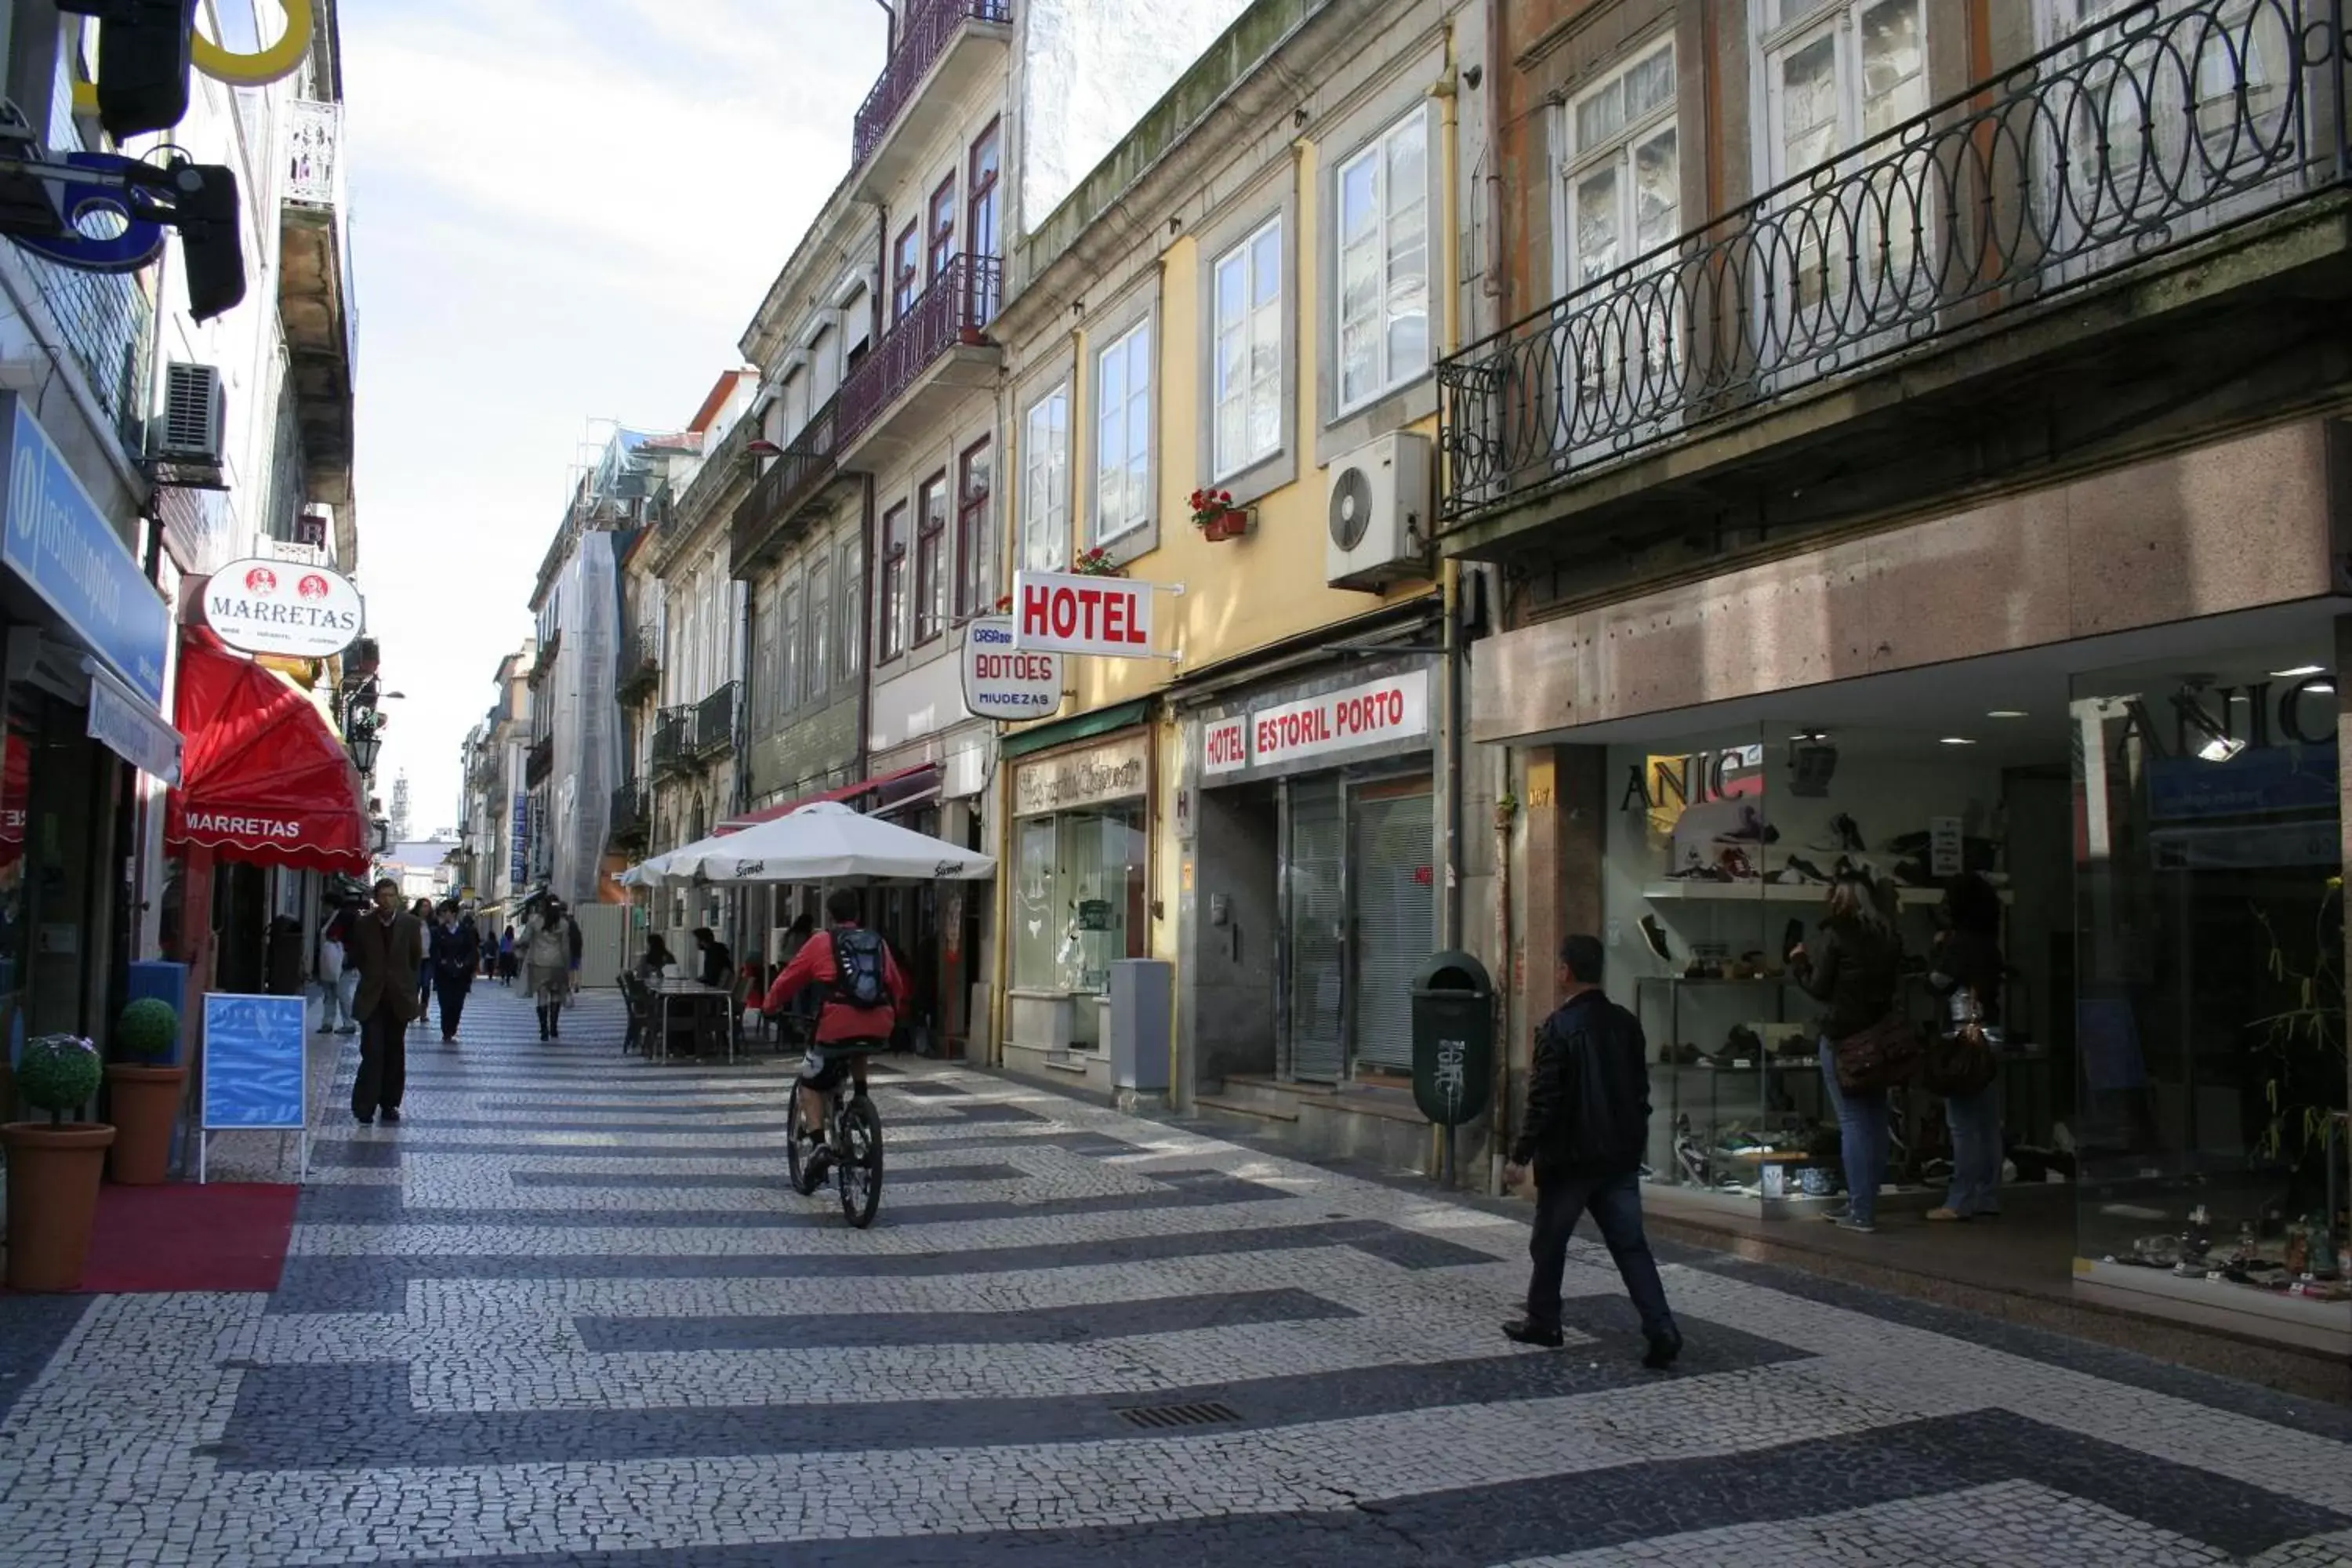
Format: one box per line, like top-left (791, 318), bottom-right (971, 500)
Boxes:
top-left (1502, 934), bottom-right (1682, 1369)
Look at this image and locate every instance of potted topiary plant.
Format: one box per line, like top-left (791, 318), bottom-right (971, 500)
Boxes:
top-left (2, 1033), bottom-right (114, 1290)
top-left (106, 997), bottom-right (183, 1186)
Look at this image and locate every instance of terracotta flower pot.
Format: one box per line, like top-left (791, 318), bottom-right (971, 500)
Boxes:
top-left (2, 1121), bottom-right (116, 1291)
top-left (105, 1063), bottom-right (186, 1185)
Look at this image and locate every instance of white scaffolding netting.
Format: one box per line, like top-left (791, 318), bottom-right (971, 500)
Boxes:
top-left (550, 529), bottom-right (619, 906)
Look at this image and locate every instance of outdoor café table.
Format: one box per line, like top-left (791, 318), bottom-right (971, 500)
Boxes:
top-left (648, 978), bottom-right (734, 1064)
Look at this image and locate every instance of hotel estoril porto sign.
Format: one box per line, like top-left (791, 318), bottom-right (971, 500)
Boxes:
top-left (1011, 570), bottom-right (1157, 658)
top-left (202, 558), bottom-right (364, 659)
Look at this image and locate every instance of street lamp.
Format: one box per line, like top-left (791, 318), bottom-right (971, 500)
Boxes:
top-left (746, 438), bottom-right (782, 459)
top-left (349, 726), bottom-right (381, 775)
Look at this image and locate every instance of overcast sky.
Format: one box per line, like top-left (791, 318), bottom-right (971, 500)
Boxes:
top-left (339, 0), bottom-right (889, 833)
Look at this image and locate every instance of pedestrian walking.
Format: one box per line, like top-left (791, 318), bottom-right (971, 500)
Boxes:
top-left (498, 924), bottom-right (517, 985)
top-left (429, 898), bottom-right (481, 1044)
top-left (315, 899), bottom-right (358, 1035)
top-left (1502, 933), bottom-right (1682, 1370)
top-left (410, 898), bottom-right (437, 1027)
top-left (346, 877), bottom-right (423, 1125)
top-left (521, 897), bottom-right (577, 1040)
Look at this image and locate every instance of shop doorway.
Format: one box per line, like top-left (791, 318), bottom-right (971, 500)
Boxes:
top-left (1281, 773), bottom-right (1434, 1083)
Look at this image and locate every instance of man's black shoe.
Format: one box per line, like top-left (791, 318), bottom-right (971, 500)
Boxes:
top-left (1638, 914), bottom-right (1672, 964)
top-left (1642, 1330), bottom-right (1683, 1370)
top-left (379, 1108), bottom-right (401, 1124)
top-left (1501, 1318), bottom-right (1565, 1348)
top-left (354, 1113), bottom-right (373, 1126)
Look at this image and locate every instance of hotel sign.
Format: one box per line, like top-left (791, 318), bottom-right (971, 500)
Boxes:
top-left (1204, 670), bottom-right (1431, 777)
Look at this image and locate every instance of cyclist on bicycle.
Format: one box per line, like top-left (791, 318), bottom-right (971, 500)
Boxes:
top-left (762, 887), bottom-right (908, 1142)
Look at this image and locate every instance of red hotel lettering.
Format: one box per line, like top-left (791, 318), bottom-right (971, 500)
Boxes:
top-left (1022, 582), bottom-right (1146, 646)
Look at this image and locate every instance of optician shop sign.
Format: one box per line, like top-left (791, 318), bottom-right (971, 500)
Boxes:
top-left (0, 396), bottom-right (169, 706)
top-left (202, 557), bottom-right (365, 659)
top-left (1011, 569), bottom-right (1156, 658)
top-left (1205, 670), bottom-right (1431, 777)
top-left (961, 615), bottom-right (1062, 720)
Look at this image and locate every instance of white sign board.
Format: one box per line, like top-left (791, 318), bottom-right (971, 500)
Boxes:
top-left (1207, 670), bottom-right (1432, 775)
top-left (1011, 569), bottom-right (1155, 658)
top-left (961, 616), bottom-right (1062, 720)
top-left (202, 557), bottom-right (365, 659)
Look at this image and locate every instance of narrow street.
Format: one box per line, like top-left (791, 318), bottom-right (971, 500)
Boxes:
top-left (0, 986), bottom-right (2345, 1566)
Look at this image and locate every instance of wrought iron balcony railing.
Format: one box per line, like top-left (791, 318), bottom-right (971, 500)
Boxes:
top-left (1438, 0), bottom-right (2349, 524)
top-left (608, 779), bottom-right (650, 846)
top-left (838, 254), bottom-right (1002, 448)
top-left (285, 98), bottom-right (342, 207)
top-left (853, 0), bottom-right (1012, 169)
top-left (616, 621), bottom-right (661, 699)
top-left (732, 394), bottom-right (841, 568)
top-left (692, 681), bottom-right (739, 759)
top-left (651, 707), bottom-right (693, 776)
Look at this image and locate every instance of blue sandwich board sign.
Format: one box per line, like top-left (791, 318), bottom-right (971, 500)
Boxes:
top-left (199, 993), bottom-right (308, 1182)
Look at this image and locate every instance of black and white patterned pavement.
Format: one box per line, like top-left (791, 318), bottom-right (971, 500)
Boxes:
top-left (2, 985), bottom-right (2349, 1565)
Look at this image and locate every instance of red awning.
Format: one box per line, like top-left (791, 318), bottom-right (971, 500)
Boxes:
top-left (166, 634), bottom-right (371, 873)
top-left (716, 763), bottom-right (935, 836)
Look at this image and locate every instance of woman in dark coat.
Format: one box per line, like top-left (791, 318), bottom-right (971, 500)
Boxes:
top-left (428, 898), bottom-right (481, 1044)
top-left (1791, 872), bottom-right (1904, 1232)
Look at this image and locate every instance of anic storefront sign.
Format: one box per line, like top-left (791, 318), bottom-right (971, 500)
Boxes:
top-left (1204, 670), bottom-right (1432, 777)
top-left (202, 557), bottom-right (364, 659)
top-left (1014, 734), bottom-right (1149, 817)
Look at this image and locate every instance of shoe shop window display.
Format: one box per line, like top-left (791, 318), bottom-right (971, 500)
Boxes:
top-left (2070, 652), bottom-right (2351, 1343)
top-left (1605, 725), bottom-right (2056, 1237)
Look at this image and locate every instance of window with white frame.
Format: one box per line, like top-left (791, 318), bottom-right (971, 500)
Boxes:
top-left (1560, 36), bottom-right (1680, 411)
top-left (1758, 0), bottom-right (1929, 317)
top-left (806, 555), bottom-right (832, 699)
top-left (1212, 219), bottom-right (1283, 478)
top-left (1022, 383), bottom-right (1070, 572)
top-left (1336, 111), bottom-right (1430, 411)
top-left (1094, 321), bottom-right (1152, 544)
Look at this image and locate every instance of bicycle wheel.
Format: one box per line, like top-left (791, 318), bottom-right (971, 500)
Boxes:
top-left (835, 1094), bottom-right (884, 1229)
top-left (784, 1088), bottom-right (822, 1196)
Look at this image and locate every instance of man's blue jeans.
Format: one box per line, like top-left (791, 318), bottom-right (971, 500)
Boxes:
top-left (1524, 1167), bottom-right (1677, 1340)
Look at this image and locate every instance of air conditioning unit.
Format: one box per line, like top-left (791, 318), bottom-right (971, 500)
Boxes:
top-left (156, 362), bottom-right (227, 465)
top-left (1325, 430), bottom-right (1432, 590)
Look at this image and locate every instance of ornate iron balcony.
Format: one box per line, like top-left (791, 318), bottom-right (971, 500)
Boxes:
top-left (838, 254), bottom-right (1002, 448)
top-left (1439, 0), bottom-right (2346, 524)
top-left (651, 708), bottom-right (693, 776)
top-left (732, 394), bottom-right (841, 570)
top-left (608, 779), bottom-right (650, 847)
top-left (692, 681), bottom-right (740, 759)
top-left (616, 622), bottom-right (661, 699)
top-left (853, 0), bottom-right (1013, 169)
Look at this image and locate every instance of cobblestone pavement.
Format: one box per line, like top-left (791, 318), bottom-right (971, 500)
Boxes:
top-left (3, 985), bottom-right (2350, 1566)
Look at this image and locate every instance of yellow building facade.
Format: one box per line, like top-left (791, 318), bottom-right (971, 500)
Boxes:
top-left (983, 0), bottom-right (1495, 1161)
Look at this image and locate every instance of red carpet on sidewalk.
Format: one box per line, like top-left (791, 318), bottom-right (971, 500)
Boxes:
top-left (77, 1183), bottom-right (301, 1294)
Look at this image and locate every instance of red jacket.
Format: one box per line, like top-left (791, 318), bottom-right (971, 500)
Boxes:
top-left (762, 926), bottom-right (907, 1044)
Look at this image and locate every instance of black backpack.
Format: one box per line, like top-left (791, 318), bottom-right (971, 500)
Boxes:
top-left (830, 927), bottom-right (887, 1008)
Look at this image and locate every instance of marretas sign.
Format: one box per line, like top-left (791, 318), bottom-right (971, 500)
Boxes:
top-left (202, 557), bottom-right (364, 658)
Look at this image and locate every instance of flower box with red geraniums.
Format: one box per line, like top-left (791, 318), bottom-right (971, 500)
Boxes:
top-left (1188, 488), bottom-right (1252, 541)
top-left (1068, 547), bottom-right (1123, 578)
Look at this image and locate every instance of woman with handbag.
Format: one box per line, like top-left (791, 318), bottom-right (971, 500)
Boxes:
top-left (1791, 872), bottom-right (1905, 1232)
top-left (1924, 873), bottom-right (2005, 1221)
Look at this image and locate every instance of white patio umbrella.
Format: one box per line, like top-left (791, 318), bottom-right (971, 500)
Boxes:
top-left (644, 801), bottom-right (994, 884)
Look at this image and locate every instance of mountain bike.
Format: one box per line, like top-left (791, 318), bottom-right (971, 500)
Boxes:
top-left (785, 1041), bottom-right (885, 1228)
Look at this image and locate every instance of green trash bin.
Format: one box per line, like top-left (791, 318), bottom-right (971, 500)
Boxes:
top-left (1410, 950), bottom-right (1494, 1127)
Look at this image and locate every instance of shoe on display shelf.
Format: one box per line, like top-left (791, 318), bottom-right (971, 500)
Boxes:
top-left (1716, 847), bottom-right (1759, 880)
top-left (1807, 813), bottom-right (1866, 854)
top-left (1665, 862), bottom-right (1734, 882)
top-left (1716, 804), bottom-right (1779, 844)
top-left (1639, 914), bottom-right (1673, 964)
